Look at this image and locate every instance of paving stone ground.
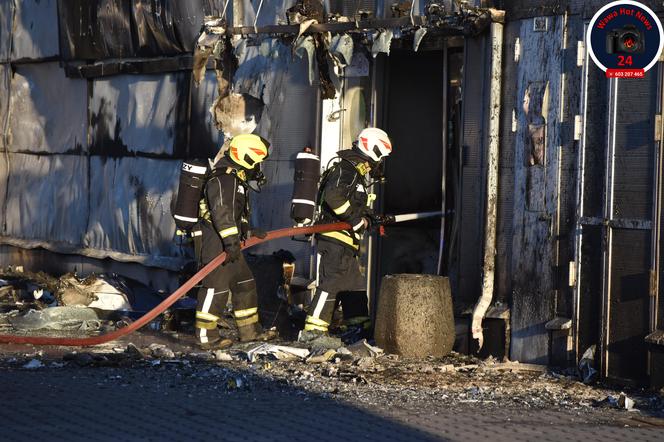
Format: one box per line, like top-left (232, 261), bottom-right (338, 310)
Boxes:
top-left (1, 366), bottom-right (662, 442)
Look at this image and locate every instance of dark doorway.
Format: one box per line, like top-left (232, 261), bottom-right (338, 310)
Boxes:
top-left (375, 48), bottom-right (446, 286)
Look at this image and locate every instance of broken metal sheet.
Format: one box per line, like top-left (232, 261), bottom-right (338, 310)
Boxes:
top-left (131, 0), bottom-right (207, 56)
top-left (233, 38), bottom-right (290, 104)
top-left (2, 153), bottom-right (89, 245)
top-left (10, 0), bottom-right (59, 61)
top-left (329, 33), bottom-right (354, 66)
top-left (413, 27), bottom-right (428, 52)
top-left (343, 51), bottom-right (369, 77)
top-left (84, 157), bottom-right (186, 269)
top-left (371, 29), bottom-right (394, 58)
top-left (7, 306), bottom-right (101, 331)
top-left (294, 36), bottom-right (317, 85)
top-left (8, 63), bottom-right (87, 154)
top-left (246, 343), bottom-right (310, 362)
top-left (58, 0), bottom-right (135, 61)
top-left (90, 73), bottom-right (190, 156)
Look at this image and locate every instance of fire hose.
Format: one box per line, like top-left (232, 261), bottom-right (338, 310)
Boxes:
top-left (0, 212), bottom-right (441, 347)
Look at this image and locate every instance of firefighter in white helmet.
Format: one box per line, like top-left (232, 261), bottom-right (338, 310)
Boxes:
top-left (194, 134), bottom-right (277, 349)
top-left (302, 128), bottom-right (393, 338)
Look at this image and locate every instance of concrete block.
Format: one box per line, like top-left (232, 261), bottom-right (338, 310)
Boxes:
top-left (375, 274), bottom-right (455, 358)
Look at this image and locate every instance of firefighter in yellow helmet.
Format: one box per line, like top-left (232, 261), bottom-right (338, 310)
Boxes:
top-left (194, 134), bottom-right (277, 349)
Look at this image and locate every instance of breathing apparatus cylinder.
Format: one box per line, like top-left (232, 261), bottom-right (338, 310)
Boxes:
top-left (173, 159), bottom-right (208, 230)
top-left (291, 149), bottom-right (320, 225)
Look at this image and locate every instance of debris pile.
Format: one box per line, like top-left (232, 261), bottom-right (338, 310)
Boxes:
top-left (0, 268), bottom-right (194, 335)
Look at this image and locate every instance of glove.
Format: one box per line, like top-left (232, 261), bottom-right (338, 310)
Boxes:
top-left (371, 214), bottom-right (395, 226)
top-left (223, 238), bottom-right (242, 264)
top-left (250, 228), bottom-right (268, 239)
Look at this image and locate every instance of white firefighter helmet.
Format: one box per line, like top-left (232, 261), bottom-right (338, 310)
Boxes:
top-left (356, 128), bottom-right (392, 163)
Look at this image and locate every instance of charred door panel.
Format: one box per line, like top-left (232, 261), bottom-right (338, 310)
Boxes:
top-left (510, 16), bottom-right (564, 364)
top-left (576, 55), bottom-right (659, 384)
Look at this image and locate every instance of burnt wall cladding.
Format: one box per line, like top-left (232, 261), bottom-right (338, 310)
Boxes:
top-left (500, 0), bottom-right (664, 20)
top-left (57, 0), bottom-right (209, 60)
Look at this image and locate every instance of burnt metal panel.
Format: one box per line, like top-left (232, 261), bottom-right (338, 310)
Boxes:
top-left (131, 0), bottom-right (206, 56)
top-left (57, 0), bottom-right (206, 60)
top-left (8, 63), bottom-right (87, 154)
top-left (499, 1), bottom-right (664, 19)
top-left (580, 64), bottom-right (608, 219)
top-left (57, 0), bottom-right (135, 61)
top-left (555, 15), bottom-right (585, 319)
top-left (248, 47), bottom-right (319, 265)
top-left (190, 70), bottom-right (225, 159)
top-left (0, 1), bottom-right (12, 62)
top-left (455, 34), bottom-right (489, 307)
top-left (89, 73), bottom-right (190, 157)
top-left (509, 16), bottom-right (565, 364)
top-left (612, 74), bottom-right (658, 221)
top-left (495, 21), bottom-right (519, 305)
top-left (577, 225), bottom-right (603, 361)
top-left (10, 0), bottom-right (60, 61)
top-left (3, 153), bottom-right (89, 245)
top-left (85, 156), bottom-right (185, 268)
top-left (608, 229), bottom-right (651, 383)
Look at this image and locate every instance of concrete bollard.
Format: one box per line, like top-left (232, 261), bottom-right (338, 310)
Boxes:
top-left (374, 274), bottom-right (455, 358)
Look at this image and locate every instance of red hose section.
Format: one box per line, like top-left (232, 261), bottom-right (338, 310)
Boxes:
top-left (0, 222), bottom-right (351, 347)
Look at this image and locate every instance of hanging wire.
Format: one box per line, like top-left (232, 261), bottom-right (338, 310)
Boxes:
top-left (221, 0), bottom-right (231, 19)
top-left (254, 0), bottom-right (265, 34)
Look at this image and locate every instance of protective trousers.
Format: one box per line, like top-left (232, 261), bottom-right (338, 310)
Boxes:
top-left (194, 222), bottom-right (261, 344)
top-left (304, 240), bottom-right (367, 332)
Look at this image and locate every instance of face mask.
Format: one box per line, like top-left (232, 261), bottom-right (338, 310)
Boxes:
top-left (246, 165), bottom-right (267, 193)
top-left (369, 160), bottom-right (386, 181)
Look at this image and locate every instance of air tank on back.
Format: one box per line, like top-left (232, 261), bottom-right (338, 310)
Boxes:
top-left (290, 148), bottom-right (320, 225)
top-left (173, 159), bottom-right (208, 230)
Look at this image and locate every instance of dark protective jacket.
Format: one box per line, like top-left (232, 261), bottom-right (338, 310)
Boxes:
top-left (199, 158), bottom-right (251, 248)
top-left (316, 150), bottom-right (373, 251)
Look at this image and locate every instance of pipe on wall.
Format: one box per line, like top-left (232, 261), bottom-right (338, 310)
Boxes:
top-left (471, 21), bottom-right (504, 349)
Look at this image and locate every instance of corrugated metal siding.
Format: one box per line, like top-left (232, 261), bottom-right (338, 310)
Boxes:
top-left (456, 34), bottom-right (489, 307)
top-left (495, 21), bottom-right (519, 305)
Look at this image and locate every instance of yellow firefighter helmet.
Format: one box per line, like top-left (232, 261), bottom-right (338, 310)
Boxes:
top-left (227, 134), bottom-right (271, 169)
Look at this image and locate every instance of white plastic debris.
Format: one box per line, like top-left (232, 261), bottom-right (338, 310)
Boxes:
top-left (618, 393), bottom-right (635, 410)
top-left (245, 344), bottom-right (310, 362)
top-left (214, 350), bottom-right (233, 362)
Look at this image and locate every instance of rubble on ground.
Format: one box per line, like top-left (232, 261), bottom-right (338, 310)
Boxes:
top-left (0, 268), bottom-right (195, 334)
top-left (0, 332), bottom-right (662, 422)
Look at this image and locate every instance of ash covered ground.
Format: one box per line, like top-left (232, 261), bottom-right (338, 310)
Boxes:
top-left (1, 331), bottom-right (662, 430)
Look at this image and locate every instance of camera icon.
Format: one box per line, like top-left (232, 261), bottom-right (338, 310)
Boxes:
top-left (606, 25), bottom-right (645, 54)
